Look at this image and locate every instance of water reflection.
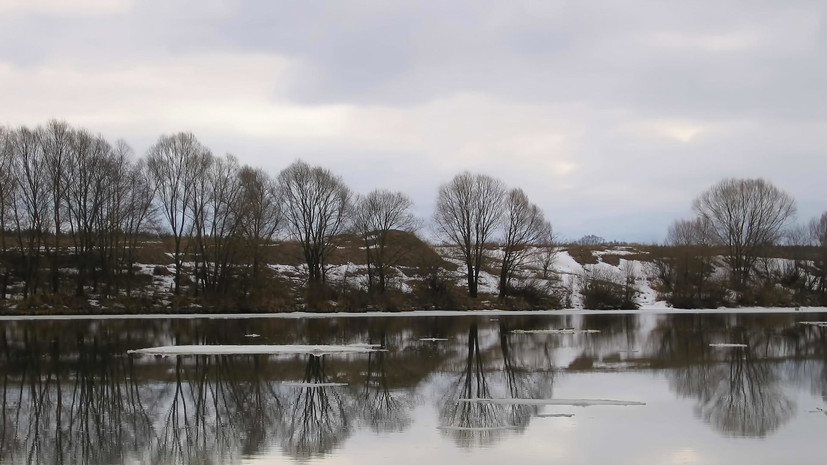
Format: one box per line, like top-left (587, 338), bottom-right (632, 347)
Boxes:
top-left (0, 313), bottom-right (825, 464)
top-left (359, 333), bottom-right (412, 433)
top-left (653, 315), bottom-right (810, 437)
top-left (438, 321), bottom-right (555, 447)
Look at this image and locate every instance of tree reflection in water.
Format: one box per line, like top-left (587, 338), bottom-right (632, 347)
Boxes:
top-left (359, 332), bottom-right (412, 433)
top-left (279, 354), bottom-right (351, 460)
top-left (439, 322), bottom-right (554, 447)
top-left (658, 319), bottom-right (795, 437)
top-left (0, 330), bottom-right (153, 465)
top-left (0, 314), bottom-right (824, 464)
top-left (151, 354), bottom-right (272, 465)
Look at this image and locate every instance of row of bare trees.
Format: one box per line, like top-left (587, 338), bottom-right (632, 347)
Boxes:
top-left (0, 121), bottom-right (430, 306)
top-left (7, 122), bottom-right (819, 310)
top-left (656, 178), bottom-right (826, 307)
top-left (0, 121), bottom-right (154, 300)
top-left (144, 133), bottom-right (283, 298)
top-left (2, 121), bottom-right (564, 308)
top-left (434, 172), bottom-right (555, 299)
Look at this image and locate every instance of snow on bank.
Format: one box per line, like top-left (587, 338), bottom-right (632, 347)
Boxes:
top-left (127, 343), bottom-right (383, 356)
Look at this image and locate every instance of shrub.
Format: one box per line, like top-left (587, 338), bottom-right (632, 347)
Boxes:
top-left (580, 267), bottom-right (638, 310)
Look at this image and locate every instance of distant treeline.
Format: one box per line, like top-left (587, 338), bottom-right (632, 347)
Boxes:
top-left (0, 120), bottom-right (824, 312)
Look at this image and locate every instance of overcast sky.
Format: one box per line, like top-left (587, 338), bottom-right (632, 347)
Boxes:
top-left (1, 0), bottom-right (824, 242)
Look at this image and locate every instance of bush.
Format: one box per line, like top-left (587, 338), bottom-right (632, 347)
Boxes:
top-left (580, 267), bottom-right (638, 310)
top-left (411, 267), bottom-right (468, 309)
top-left (152, 265), bottom-right (171, 276)
top-left (504, 279), bottom-right (566, 309)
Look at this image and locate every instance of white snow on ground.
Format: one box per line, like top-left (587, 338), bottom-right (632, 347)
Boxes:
top-left (36, 244), bottom-right (803, 313)
top-left (457, 398), bottom-right (646, 407)
top-left (709, 343), bottom-right (748, 348)
top-left (127, 343), bottom-right (383, 356)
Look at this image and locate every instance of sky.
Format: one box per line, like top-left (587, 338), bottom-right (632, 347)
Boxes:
top-left (1, 0), bottom-right (825, 243)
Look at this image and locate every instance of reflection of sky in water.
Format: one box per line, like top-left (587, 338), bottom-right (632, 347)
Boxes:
top-left (242, 371), bottom-right (825, 465)
top-left (0, 313), bottom-right (825, 465)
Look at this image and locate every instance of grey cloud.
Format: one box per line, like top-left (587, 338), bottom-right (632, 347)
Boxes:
top-left (1, 0), bottom-right (824, 241)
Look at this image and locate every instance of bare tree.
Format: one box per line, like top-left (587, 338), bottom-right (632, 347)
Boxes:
top-left (237, 166), bottom-right (281, 297)
top-left (667, 217), bottom-right (713, 247)
top-left (278, 160), bottom-right (352, 285)
top-left (0, 127), bottom-right (13, 299)
top-left (191, 154), bottom-right (244, 294)
top-left (434, 172), bottom-right (505, 298)
top-left (187, 150), bottom-right (214, 296)
top-left (8, 126), bottom-right (51, 298)
top-left (94, 140), bottom-right (154, 296)
top-left (63, 130), bottom-right (114, 296)
top-left (537, 224), bottom-right (558, 280)
top-left (693, 178), bottom-right (796, 290)
top-left (498, 188), bottom-right (547, 299)
top-left (577, 234), bottom-right (605, 246)
top-left (39, 120), bottom-right (73, 294)
top-left (115, 154), bottom-right (156, 297)
top-left (146, 133), bottom-right (209, 296)
top-left (811, 212), bottom-right (827, 303)
top-left (352, 190), bottom-right (419, 294)
top-left (652, 217), bottom-right (725, 308)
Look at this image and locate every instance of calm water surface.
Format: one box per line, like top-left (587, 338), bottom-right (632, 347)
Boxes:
top-left (1, 312), bottom-right (825, 464)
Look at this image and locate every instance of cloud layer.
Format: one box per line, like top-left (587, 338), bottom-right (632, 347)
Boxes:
top-left (1, 0), bottom-right (825, 241)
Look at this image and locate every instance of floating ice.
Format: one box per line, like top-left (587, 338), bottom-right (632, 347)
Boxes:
top-left (437, 426), bottom-right (516, 431)
top-left (708, 343), bottom-right (748, 348)
top-left (419, 337), bottom-right (449, 342)
top-left (536, 413), bottom-right (575, 418)
top-left (457, 398), bottom-right (645, 407)
top-left (127, 344), bottom-right (383, 356)
top-left (511, 329), bottom-right (601, 334)
top-left (799, 321), bottom-right (827, 327)
top-left (282, 381), bottom-right (348, 388)
top-left (244, 333), bottom-right (260, 338)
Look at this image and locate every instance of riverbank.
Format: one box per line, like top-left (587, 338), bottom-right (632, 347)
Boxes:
top-left (2, 306), bottom-right (825, 321)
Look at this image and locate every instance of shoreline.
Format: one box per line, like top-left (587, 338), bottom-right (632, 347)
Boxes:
top-left (1, 306), bottom-right (825, 321)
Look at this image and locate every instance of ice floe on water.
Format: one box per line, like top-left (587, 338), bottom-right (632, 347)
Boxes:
top-left (798, 321), bottom-right (827, 327)
top-left (419, 337), bottom-right (449, 342)
top-left (437, 426), bottom-right (517, 431)
top-left (282, 381), bottom-right (348, 388)
top-left (536, 413), bottom-right (575, 418)
top-left (127, 344), bottom-right (383, 356)
top-left (457, 398), bottom-right (645, 407)
top-left (708, 343), bottom-right (748, 348)
top-left (244, 333), bottom-right (260, 338)
top-left (511, 329), bottom-right (600, 334)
